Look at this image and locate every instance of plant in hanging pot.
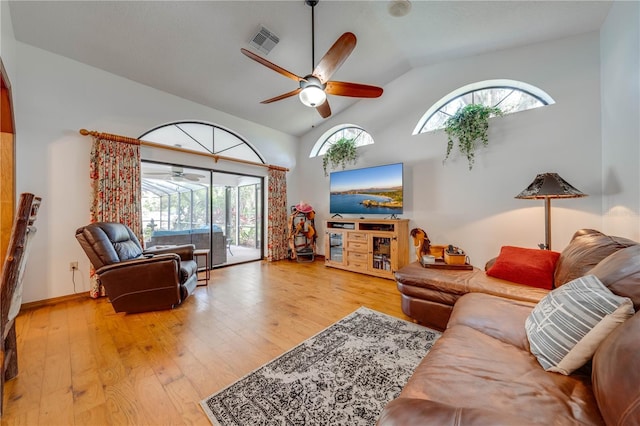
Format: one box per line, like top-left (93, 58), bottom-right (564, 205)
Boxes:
top-left (323, 137), bottom-right (358, 176)
top-left (443, 103), bottom-right (503, 170)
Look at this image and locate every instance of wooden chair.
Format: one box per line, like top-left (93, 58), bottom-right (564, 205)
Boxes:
top-left (0, 193), bottom-right (41, 417)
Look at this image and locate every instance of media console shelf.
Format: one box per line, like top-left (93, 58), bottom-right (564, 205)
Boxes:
top-left (325, 218), bottom-right (409, 280)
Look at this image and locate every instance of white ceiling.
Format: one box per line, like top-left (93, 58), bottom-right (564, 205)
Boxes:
top-left (8, 0), bottom-right (612, 137)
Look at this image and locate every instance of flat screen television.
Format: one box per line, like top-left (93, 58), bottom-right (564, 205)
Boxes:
top-left (330, 163), bottom-right (403, 215)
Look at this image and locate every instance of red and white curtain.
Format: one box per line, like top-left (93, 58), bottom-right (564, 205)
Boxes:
top-left (267, 168), bottom-right (289, 261)
top-left (88, 136), bottom-right (142, 297)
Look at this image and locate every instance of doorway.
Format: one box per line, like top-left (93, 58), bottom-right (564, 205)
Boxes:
top-left (1, 58), bottom-right (15, 263)
top-left (141, 162), bottom-right (263, 269)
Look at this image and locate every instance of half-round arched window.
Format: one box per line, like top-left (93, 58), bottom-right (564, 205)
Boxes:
top-left (139, 121), bottom-right (265, 164)
top-left (413, 79), bottom-right (555, 135)
top-left (310, 124), bottom-right (374, 158)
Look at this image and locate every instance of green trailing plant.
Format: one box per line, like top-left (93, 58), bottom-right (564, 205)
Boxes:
top-left (443, 103), bottom-right (503, 170)
top-left (323, 137), bottom-right (358, 176)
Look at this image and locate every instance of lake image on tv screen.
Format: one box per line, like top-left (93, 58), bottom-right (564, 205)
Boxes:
top-left (330, 163), bottom-right (403, 215)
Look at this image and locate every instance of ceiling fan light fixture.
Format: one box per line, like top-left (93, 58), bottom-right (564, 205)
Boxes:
top-left (299, 85), bottom-right (326, 107)
top-left (388, 0), bottom-right (412, 17)
top-left (240, 0), bottom-right (382, 118)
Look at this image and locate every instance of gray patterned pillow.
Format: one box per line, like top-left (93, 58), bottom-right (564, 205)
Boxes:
top-left (525, 274), bottom-right (634, 375)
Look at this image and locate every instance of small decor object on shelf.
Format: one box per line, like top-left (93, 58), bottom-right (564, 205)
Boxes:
top-left (421, 255), bottom-right (436, 264)
top-left (419, 245), bottom-right (472, 270)
top-left (444, 245), bottom-right (468, 265)
top-left (429, 244), bottom-right (446, 259)
top-left (323, 137), bottom-right (358, 176)
top-left (443, 103), bottom-right (503, 170)
top-left (410, 228), bottom-right (431, 263)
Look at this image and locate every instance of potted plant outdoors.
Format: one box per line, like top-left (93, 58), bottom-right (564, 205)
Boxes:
top-left (443, 103), bottom-right (503, 170)
top-left (323, 137), bottom-right (358, 176)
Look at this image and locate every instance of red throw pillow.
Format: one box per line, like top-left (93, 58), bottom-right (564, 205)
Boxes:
top-left (486, 246), bottom-right (561, 290)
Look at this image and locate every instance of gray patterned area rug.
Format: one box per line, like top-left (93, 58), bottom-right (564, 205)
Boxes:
top-left (200, 307), bottom-right (441, 425)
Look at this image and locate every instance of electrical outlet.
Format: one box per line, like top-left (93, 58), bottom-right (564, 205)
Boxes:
top-left (69, 261), bottom-right (78, 271)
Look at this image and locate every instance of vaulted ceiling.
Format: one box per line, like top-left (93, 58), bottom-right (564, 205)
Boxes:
top-left (8, 1), bottom-right (612, 137)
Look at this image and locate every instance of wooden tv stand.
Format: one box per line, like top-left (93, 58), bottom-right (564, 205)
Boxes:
top-left (324, 218), bottom-right (409, 280)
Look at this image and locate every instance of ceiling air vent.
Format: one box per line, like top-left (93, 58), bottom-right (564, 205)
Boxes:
top-left (249, 26), bottom-right (280, 55)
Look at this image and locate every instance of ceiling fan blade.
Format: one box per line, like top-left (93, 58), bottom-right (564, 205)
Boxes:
top-left (261, 88), bottom-right (302, 104)
top-left (325, 81), bottom-right (383, 98)
top-left (316, 99), bottom-right (332, 118)
top-left (312, 32), bottom-right (356, 84)
top-left (240, 48), bottom-right (303, 82)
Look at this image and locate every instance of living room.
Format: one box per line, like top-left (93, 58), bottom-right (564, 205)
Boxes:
top-left (1, 1), bottom-right (636, 306)
top-left (1, 0), bottom-right (639, 423)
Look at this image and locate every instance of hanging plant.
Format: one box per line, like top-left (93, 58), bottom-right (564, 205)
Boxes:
top-left (323, 137), bottom-right (358, 176)
top-left (443, 104), bottom-right (503, 170)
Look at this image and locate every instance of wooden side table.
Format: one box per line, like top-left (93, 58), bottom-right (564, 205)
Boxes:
top-left (193, 248), bottom-right (210, 286)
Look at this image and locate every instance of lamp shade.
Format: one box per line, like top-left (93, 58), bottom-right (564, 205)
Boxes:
top-left (299, 86), bottom-right (326, 107)
top-left (515, 172), bottom-right (587, 250)
top-left (515, 173), bottom-right (586, 199)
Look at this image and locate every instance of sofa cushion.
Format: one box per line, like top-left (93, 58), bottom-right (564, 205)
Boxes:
top-left (554, 229), bottom-right (638, 287)
top-left (398, 304), bottom-right (603, 424)
top-left (592, 311), bottom-right (640, 425)
top-left (447, 292), bottom-right (534, 350)
top-left (486, 246), bottom-right (560, 289)
top-left (525, 275), bottom-right (634, 375)
top-left (588, 244), bottom-right (640, 310)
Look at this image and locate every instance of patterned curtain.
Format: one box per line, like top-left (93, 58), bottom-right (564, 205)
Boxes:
top-left (88, 136), bottom-right (142, 298)
top-left (267, 168), bottom-right (289, 261)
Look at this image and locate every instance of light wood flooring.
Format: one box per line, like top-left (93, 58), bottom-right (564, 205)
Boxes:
top-left (2, 259), bottom-right (411, 425)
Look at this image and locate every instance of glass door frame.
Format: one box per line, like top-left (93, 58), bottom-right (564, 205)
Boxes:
top-left (141, 160), bottom-right (264, 269)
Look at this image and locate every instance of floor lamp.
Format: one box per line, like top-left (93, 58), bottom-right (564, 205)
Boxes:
top-left (515, 173), bottom-right (587, 250)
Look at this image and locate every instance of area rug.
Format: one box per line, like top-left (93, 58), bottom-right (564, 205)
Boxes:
top-left (200, 307), bottom-right (441, 425)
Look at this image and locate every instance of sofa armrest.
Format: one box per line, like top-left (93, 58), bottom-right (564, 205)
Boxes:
top-left (377, 398), bottom-right (536, 426)
top-left (97, 253), bottom-right (180, 273)
top-left (144, 244), bottom-right (195, 261)
top-left (96, 255), bottom-right (182, 313)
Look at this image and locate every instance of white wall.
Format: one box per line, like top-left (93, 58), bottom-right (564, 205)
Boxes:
top-left (295, 32), bottom-right (604, 267)
top-left (1, 0), bottom-right (16, 75)
top-left (7, 4), bottom-right (638, 303)
top-left (10, 41), bottom-right (298, 303)
top-left (600, 0), bottom-right (640, 241)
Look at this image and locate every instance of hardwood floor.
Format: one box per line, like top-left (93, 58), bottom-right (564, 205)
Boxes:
top-left (2, 259), bottom-right (411, 425)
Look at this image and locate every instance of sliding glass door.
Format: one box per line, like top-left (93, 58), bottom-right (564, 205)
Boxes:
top-left (141, 162), bottom-right (263, 269)
top-left (211, 172), bottom-right (262, 265)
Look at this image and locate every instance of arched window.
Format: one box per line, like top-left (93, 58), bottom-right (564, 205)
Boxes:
top-left (310, 124), bottom-right (374, 158)
top-left (139, 121), bottom-right (264, 267)
top-left (413, 79), bottom-right (555, 135)
top-left (139, 121), bottom-right (265, 164)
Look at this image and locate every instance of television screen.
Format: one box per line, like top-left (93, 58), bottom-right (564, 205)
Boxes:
top-left (330, 163), bottom-right (403, 215)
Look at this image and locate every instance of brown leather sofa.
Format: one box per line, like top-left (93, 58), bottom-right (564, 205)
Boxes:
top-left (378, 230), bottom-right (640, 425)
top-left (395, 229), bottom-right (638, 331)
top-left (76, 222), bottom-right (198, 313)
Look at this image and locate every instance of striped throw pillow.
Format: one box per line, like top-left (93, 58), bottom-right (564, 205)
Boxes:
top-left (525, 274), bottom-right (634, 375)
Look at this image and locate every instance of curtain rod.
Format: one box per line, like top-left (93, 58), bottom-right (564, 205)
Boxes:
top-left (79, 129), bottom-right (289, 172)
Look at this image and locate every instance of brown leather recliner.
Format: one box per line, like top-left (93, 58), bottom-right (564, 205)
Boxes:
top-left (75, 222), bottom-right (198, 314)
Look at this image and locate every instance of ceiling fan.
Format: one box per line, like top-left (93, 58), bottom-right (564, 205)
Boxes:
top-left (144, 166), bottom-right (204, 182)
top-left (240, 0), bottom-right (383, 119)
